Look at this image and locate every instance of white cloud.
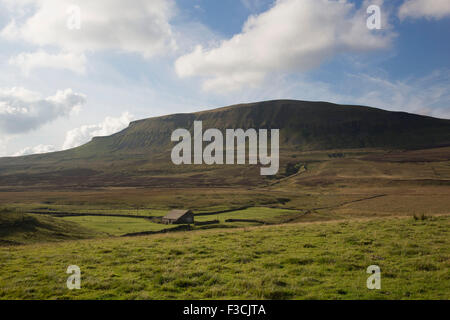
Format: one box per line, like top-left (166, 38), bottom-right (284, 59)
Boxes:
top-left (62, 112), bottom-right (134, 150)
top-left (0, 87), bottom-right (86, 134)
top-left (399, 0), bottom-right (450, 20)
top-left (1, 0), bottom-right (177, 58)
top-left (13, 144), bottom-right (56, 156)
top-left (9, 50), bottom-right (86, 75)
top-left (175, 0), bottom-right (393, 92)
top-left (2, 111), bottom-right (133, 156)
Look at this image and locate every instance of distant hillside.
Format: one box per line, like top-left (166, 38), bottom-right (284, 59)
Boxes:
top-left (0, 100), bottom-right (449, 187)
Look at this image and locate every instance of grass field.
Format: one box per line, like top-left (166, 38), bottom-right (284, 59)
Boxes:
top-left (61, 216), bottom-right (178, 236)
top-left (0, 215), bottom-right (448, 300)
top-left (58, 207), bottom-right (301, 235)
top-left (195, 207), bottom-right (300, 223)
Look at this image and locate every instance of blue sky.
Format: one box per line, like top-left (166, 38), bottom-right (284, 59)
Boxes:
top-left (0, 0), bottom-right (449, 156)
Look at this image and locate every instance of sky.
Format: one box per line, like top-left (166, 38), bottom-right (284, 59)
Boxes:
top-left (0, 0), bottom-right (449, 157)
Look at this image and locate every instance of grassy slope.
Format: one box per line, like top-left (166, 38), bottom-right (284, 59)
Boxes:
top-left (0, 216), bottom-right (448, 299)
top-left (0, 210), bottom-right (99, 246)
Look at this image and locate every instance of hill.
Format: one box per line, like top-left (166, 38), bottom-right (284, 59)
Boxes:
top-left (0, 100), bottom-right (449, 188)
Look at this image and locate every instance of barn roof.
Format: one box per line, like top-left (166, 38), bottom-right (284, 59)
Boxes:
top-left (163, 209), bottom-right (192, 220)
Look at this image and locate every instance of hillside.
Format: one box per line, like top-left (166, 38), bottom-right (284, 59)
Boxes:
top-left (0, 209), bottom-right (99, 245)
top-left (79, 100), bottom-right (450, 152)
top-left (0, 100), bottom-right (449, 188)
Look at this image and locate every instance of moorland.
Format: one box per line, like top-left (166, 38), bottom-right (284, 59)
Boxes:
top-left (0, 100), bottom-right (449, 299)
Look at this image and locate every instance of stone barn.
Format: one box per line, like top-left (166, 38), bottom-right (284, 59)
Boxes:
top-left (162, 209), bottom-right (194, 225)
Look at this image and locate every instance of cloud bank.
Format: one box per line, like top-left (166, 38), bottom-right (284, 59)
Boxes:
top-left (5, 112), bottom-right (134, 156)
top-left (13, 144), bottom-right (57, 156)
top-left (1, 0), bottom-right (177, 57)
top-left (0, 87), bottom-right (86, 134)
top-left (175, 0), bottom-right (393, 92)
top-left (62, 112), bottom-right (134, 150)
